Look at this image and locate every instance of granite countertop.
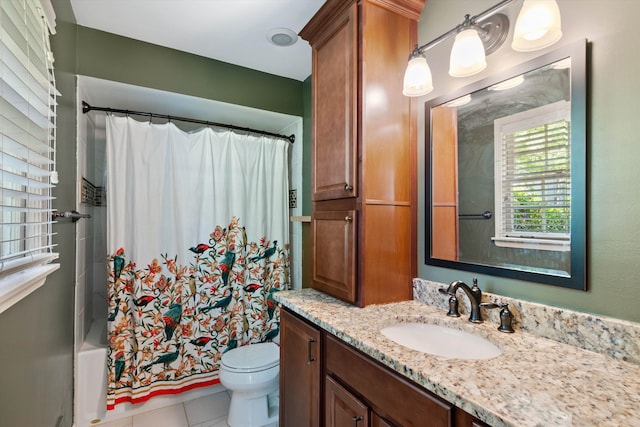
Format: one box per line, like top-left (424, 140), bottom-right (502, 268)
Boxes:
top-left (275, 288), bottom-right (640, 427)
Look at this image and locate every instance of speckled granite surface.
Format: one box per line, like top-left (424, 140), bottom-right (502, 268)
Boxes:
top-left (413, 278), bottom-right (640, 365)
top-left (275, 287), bottom-right (640, 427)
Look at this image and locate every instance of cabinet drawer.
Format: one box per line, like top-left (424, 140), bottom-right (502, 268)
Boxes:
top-left (325, 335), bottom-right (453, 427)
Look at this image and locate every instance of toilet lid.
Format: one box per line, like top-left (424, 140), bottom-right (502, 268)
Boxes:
top-left (221, 342), bottom-right (279, 372)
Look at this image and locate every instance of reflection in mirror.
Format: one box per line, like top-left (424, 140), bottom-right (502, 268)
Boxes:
top-left (426, 40), bottom-right (587, 290)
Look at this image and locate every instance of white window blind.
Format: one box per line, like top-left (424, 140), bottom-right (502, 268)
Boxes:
top-left (0, 0), bottom-right (58, 309)
top-left (493, 101), bottom-right (571, 251)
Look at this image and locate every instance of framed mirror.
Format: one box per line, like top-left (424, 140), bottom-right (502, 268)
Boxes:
top-left (425, 40), bottom-right (587, 290)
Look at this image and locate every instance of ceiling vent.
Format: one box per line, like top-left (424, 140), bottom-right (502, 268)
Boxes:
top-left (267, 27), bottom-right (298, 47)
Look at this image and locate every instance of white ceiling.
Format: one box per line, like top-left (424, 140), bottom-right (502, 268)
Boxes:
top-left (70, 0), bottom-right (326, 82)
top-left (71, 1), bottom-right (326, 134)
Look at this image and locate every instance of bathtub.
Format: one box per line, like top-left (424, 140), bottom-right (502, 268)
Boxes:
top-left (76, 318), bottom-right (225, 426)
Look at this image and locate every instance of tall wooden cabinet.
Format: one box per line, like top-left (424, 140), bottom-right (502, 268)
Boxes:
top-left (300, 0), bottom-right (424, 306)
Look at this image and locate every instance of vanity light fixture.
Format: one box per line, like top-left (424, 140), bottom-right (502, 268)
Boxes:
top-left (402, 0), bottom-right (563, 97)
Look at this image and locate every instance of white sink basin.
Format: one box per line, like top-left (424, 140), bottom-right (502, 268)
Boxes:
top-left (381, 322), bottom-right (502, 360)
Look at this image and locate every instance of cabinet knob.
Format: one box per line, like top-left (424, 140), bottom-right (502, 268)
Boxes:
top-left (352, 416), bottom-right (364, 426)
top-left (344, 216), bottom-right (353, 223)
top-left (344, 183), bottom-right (353, 192)
top-left (307, 338), bottom-right (317, 364)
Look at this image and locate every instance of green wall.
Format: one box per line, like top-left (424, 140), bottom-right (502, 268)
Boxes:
top-left (75, 25), bottom-right (305, 117)
top-left (417, 0), bottom-right (640, 322)
top-left (0, 7), bottom-right (78, 427)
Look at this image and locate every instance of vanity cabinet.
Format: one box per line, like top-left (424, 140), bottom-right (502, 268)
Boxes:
top-left (280, 307), bottom-right (491, 427)
top-left (300, 0), bottom-right (424, 306)
top-left (280, 309), bottom-right (322, 427)
top-left (325, 335), bottom-right (452, 426)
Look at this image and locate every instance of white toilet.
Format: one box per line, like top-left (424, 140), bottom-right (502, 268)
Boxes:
top-left (219, 342), bottom-right (280, 427)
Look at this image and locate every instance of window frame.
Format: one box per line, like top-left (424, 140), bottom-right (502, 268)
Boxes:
top-left (493, 100), bottom-right (571, 252)
top-left (0, 0), bottom-right (59, 314)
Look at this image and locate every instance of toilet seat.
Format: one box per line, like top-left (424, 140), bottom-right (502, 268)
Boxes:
top-left (221, 342), bottom-right (279, 373)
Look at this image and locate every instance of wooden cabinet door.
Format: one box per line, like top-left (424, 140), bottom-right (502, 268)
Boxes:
top-left (325, 376), bottom-right (369, 427)
top-left (325, 335), bottom-right (453, 427)
top-left (312, 208), bottom-right (357, 303)
top-left (372, 413), bottom-right (395, 427)
top-left (310, 1), bottom-right (358, 202)
top-left (280, 309), bottom-right (322, 427)
top-left (454, 407), bottom-right (491, 427)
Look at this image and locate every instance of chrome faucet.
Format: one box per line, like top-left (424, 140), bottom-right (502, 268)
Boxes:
top-left (439, 278), bottom-right (484, 323)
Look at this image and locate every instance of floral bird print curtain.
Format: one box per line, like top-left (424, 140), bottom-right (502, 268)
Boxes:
top-left (105, 116), bottom-right (289, 408)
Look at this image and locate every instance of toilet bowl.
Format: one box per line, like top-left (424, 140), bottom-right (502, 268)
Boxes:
top-left (219, 342), bottom-right (280, 427)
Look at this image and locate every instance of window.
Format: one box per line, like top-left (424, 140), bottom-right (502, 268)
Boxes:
top-left (493, 101), bottom-right (571, 251)
top-left (0, 0), bottom-right (59, 313)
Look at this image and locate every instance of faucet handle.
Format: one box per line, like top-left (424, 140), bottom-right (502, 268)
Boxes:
top-left (479, 302), bottom-right (499, 309)
top-left (446, 295), bottom-right (461, 318)
top-left (480, 302), bottom-right (515, 333)
top-left (498, 304), bottom-right (515, 333)
top-left (439, 288), bottom-right (461, 317)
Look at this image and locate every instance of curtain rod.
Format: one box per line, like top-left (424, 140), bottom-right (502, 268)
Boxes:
top-left (81, 101), bottom-right (295, 144)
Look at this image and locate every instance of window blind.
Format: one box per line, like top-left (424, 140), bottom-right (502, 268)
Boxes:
top-left (493, 101), bottom-right (571, 250)
top-left (1, 0), bottom-right (58, 276)
top-left (501, 118), bottom-right (571, 237)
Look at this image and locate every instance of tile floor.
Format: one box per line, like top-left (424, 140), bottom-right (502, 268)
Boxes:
top-left (94, 391), bottom-right (231, 427)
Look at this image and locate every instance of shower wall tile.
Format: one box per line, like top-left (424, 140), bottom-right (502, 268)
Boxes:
top-left (76, 235), bottom-right (86, 278)
top-left (76, 309), bottom-right (84, 352)
top-left (92, 126), bottom-right (108, 321)
top-left (280, 119), bottom-right (303, 289)
top-left (93, 289), bottom-right (108, 322)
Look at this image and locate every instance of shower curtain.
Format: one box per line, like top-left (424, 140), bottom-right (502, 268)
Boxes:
top-left (105, 115), bottom-right (289, 409)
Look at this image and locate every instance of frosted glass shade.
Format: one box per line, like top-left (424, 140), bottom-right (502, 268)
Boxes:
top-left (449, 29), bottom-right (487, 78)
top-left (403, 56), bottom-right (433, 97)
top-left (512, 0), bottom-right (562, 52)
